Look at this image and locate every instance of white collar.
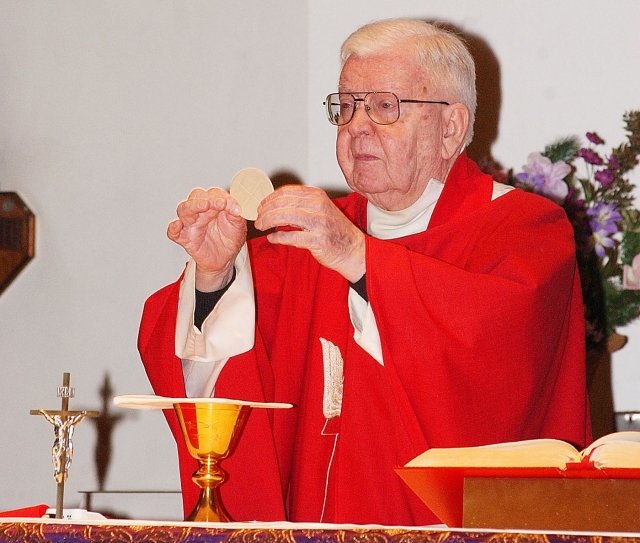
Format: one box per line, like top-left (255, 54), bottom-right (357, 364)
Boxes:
top-left (366, 178), bottom-right (444, 240)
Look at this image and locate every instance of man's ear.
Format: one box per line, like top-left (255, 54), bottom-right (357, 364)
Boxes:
top-left (441, 103), bottom-right (469, 160)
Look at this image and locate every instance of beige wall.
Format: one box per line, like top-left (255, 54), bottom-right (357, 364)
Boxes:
top-left (0, 0), bottom-right (638, 518)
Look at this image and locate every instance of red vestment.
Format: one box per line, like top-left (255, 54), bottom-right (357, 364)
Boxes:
top-left (138, 153), bottom-right (590, 525)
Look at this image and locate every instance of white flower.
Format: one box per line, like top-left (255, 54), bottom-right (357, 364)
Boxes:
top-left (623, 253), bottom-right (640, 290)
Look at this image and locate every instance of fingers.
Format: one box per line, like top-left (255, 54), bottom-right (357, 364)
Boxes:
top-left (255, 185), bottom-right (329, 232)
top-left (259, 185), bottom-right (327, 211)
top-left (253, 185), bottom-right (366, 281)
top-left (167, 187), bottom-right (246, 251)
top-left (265, 215), bottom-right (366, 283)
top-left (167, 219), bottom-right (184, 242)
top-left (176, 188), bottom-right (242, 225)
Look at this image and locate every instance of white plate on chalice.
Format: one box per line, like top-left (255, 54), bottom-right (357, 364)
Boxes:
top-left (113, 394), bottom-right (292, 410)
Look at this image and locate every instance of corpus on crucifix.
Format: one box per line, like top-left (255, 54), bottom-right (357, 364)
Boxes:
top-left (31, 373), bottom-right (99, 518)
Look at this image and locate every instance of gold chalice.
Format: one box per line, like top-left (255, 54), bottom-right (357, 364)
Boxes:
top-left (174, 401), bottom-right (249, 521)
top-left (113, 395), bottom-right (292, 522)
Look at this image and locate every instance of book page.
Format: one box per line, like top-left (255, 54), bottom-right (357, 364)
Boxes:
top-left (582, 431), bottom-right (640, 468)
top-left (405, 439), bottom-right (580, 468)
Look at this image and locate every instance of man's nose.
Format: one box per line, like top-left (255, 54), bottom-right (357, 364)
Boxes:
top-left (348, 104), bottom-right (374, 134)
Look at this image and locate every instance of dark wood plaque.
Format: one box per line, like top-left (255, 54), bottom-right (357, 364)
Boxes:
top-left (0, 192), bottom-right (35, 295)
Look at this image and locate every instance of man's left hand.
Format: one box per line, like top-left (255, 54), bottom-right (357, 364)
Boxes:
top-left (254, 185), bottom-right (365, 283)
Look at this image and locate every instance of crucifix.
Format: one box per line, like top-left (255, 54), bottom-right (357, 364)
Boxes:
top-left (31, 373), bottom-right (99, 519)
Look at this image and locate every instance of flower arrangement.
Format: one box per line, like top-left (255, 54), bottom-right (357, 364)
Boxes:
top-left (482, 111), bottom-right (640, 352)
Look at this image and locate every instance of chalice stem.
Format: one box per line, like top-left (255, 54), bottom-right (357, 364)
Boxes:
top-left (187, 458), bottom-right (232, 522)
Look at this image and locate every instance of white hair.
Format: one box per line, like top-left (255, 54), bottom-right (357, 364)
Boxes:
top-left (340, 19), bottom-right (477, 145)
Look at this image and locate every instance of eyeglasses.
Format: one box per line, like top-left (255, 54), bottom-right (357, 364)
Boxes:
top-left (324, 92), bottom-right (449, 126)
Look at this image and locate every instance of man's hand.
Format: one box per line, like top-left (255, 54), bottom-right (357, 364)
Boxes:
top-left (255, 185), bottom-right (365, 283)
top-left (167, 187), bottom-right (247, 291)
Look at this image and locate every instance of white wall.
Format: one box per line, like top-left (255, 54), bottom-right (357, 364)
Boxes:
top-left (307, 0), bottom-right (640, 411)
top-left (0, 0), bottom-right (639, 519)
top-left (0, 0), bottom-right (307, 518)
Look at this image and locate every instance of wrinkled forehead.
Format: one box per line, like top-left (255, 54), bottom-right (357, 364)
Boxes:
top-left (338, 51), bottom-right (431, 95)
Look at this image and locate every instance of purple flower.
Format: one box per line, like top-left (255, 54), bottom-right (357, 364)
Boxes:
top-left (578, 148), bottom-right (603, 165)
top-left (516, 152), bottom-right (570, 205)
top-left (587, 202), bottom-right (622, 225)
top-left (590, 226), bottom-right (615, 257)
top-left (587, 201), bottom-right (621, 256)
top-left (587, 201), bottom-right (622, 233)
top-left (515, 171), bottom-right (545, 189)
top-left (608, 154), bottom-right (620, 170)
top-left (594, 168), bottom-right (615, 187)
top-left (586, 132), bottom-right (604, 145)
top-left (564, 189), bottom-right (585, 209)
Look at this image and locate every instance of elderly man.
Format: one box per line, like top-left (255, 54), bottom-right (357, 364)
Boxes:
top-left (139, 19), bottom-right (590, 526)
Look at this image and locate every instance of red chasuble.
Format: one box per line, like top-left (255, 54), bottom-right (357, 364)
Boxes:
top-left (138, 153), bottom-right (591, 525)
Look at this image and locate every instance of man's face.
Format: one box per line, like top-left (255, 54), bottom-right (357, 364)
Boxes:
top-left (336, 50), bottom-right (449, 211)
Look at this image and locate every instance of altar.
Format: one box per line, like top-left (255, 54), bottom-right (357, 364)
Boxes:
top-left (1, 519), bottom-right (640, 543)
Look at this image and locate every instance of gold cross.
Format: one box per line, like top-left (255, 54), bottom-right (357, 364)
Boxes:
top-left (31, 373), bottom-right (99, 519)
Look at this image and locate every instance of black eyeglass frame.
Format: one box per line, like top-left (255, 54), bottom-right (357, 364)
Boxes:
top-left (324, 92), bottom-right (450, 126)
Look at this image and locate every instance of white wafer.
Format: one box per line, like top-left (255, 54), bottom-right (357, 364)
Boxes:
top-left (229, 167), bottom-right (274, 220)
top-left (113, 395), bottom-right (292, 410)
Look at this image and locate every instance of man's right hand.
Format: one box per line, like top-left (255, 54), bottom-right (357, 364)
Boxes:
top-left (167, 187), bottom-right (247, 292)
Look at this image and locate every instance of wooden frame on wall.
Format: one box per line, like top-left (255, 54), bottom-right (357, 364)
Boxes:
top-left (0, 192), bottom-right (35, 296)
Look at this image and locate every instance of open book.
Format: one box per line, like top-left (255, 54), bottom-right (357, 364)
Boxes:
top-left (404, 431), bottom-right (640, 470)
top-left (395, 432), bottom-right (640, 528)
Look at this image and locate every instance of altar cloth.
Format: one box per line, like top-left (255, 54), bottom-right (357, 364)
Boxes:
top-left (0, 519), bottom-right (639, 543)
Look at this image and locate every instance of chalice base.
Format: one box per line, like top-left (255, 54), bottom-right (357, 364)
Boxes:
top-left (186, 487), bottom-right (232, 522)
